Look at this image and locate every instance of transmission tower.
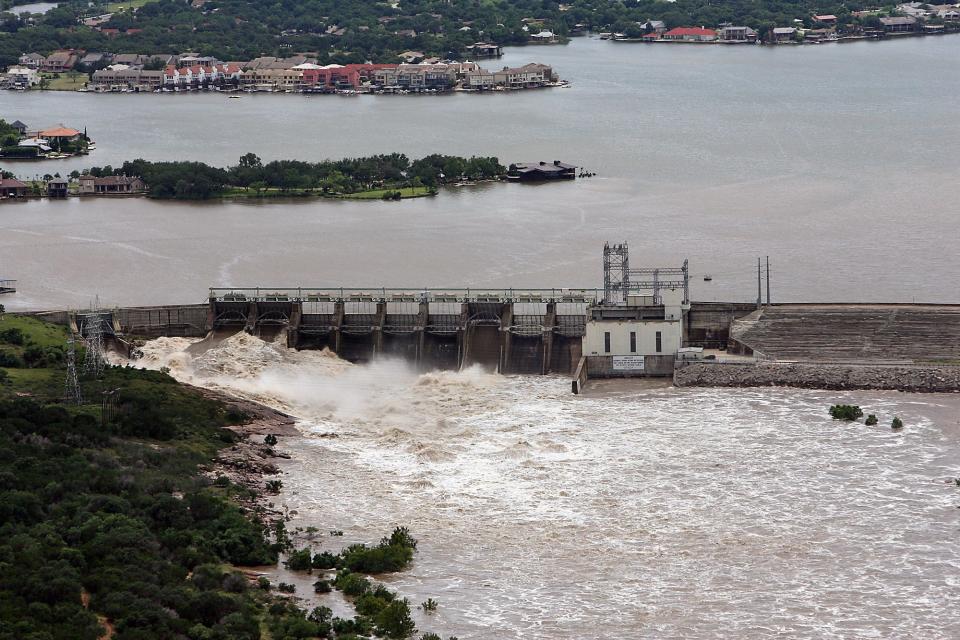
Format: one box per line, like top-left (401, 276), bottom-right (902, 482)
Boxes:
top-left (65, 334), bottom-right (82, 405)
top-left (81, 304), bottom-right (107, 379)
top-left (603, 242), bottom-right (630, 304)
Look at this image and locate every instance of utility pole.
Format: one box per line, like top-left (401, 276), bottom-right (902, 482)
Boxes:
top-left (757, 257), bottom-right (762, 309)
top-left (766, 256), bottom-right (771, 306)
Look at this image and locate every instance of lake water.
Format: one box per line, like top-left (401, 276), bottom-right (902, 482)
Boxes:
top-left (5, 2), bottom-right (58, 15)
top-left (2, 36), bottom-right (960, 309)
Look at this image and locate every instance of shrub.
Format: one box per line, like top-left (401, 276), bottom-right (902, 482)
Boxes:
top-left (335, 571), bottom-right (371, 597)
top-left (355, 592), bottom-right (392, 617)
top-left (892, 417), bottom-right (904, 430)
top-left (374, 599), bottom-right (416, 639)
top-left (277, 582), bottom-right (296, 593)
top-left (865, 414), bottom-right (878, 426)
top-left (285, 548), bottom-right (313, 572)
top-left (266, 480), bottom-right (283, 493)
top-left (0, 327), bottom-right (25, 345)
top-left (258, 577), bottom-right (271, 591)
top-left (265, 434), bottom-right (278, 446)
top-left (308, 606), bottom-right (332, 624)
top-left (421, 598), bottom-right (438, 612)
top-left (313, 579), bottom-right (331, 593)
top-left (421, 634), bottom-right (442, 640)
top-left (0, 349), bottom-right (24, 368)
top-left (312, 551), bottom-right (337, 570)
top-left (829, 405), bottom-right (863, 421)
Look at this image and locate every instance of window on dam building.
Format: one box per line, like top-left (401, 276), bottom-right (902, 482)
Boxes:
top-left (656, 331), bottom-right (662, 353)
top-left (604, 331), bottom-right (611, 353)
top-left (630, 331), bottom-right (637, 353)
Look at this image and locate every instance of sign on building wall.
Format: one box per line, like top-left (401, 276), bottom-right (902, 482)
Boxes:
top-left (612, 355), bottom-right (645, 371)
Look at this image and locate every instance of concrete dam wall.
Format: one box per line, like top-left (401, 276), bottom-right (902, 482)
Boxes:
top-left (25, 294), bottom-right (761, 375)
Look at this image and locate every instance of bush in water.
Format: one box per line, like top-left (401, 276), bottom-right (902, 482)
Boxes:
top-left (829, 405), bottom-right (863, 421)
top-left (865, 414), bottom-right (878, 425)
top-left (285, 547), bottom-right (313, 572)
top-left (312, 551), bottom-right (338, 570)
top-left (892, 417), bottom-right (904, 430)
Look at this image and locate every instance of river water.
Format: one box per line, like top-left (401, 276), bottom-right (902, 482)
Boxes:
top-left (134, 333), bottom-right (960, 639)
top-left (2, 36), bottom-right (960, 309)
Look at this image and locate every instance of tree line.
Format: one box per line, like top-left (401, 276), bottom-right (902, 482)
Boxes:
top-left (0, 0), bottom-right (910, 69)
top-left (79, 152), bottom-right (506, 199)
top-left (0, 315), bottom-right (453, 639)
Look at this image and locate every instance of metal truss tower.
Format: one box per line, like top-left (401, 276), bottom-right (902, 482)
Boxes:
top-left (65, 334), bottom-right (82, 405)
top-left (81, 301), bottom-right (107, 379)
top-left (603, 242), bottom-right (630, 304)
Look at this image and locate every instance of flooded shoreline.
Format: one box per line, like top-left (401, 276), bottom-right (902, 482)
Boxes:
top-left (126, 332), bottom-right (960, 639)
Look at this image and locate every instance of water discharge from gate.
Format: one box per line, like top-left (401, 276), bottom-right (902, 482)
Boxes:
top-left (130, 332), bottom-right (960, 639)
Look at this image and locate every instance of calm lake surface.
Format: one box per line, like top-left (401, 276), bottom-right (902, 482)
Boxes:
top-left (6, 2), bottom-right (59, 15)
top-left (2, 36), bottom-right (960, 309)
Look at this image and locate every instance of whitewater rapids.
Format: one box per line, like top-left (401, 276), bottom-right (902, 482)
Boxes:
top-left (131, 332), bottom-right (960, 639)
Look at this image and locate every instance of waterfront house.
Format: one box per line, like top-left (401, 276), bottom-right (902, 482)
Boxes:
top-left (18, 53), bottom-right (44, 69)
top-left (936, 7), bottom-right (960, 22)
top-left (78, 52), bottom-right (108, 69)
top-left (772, 27), bottom-right (798, 42)
top-left (465, 68), bottom-right (496, 90)
top-left (78, 175), bottom-right (146, 195)
top-left (718, 26), bottom-right (758, 42)
top-left (16, 138), bottom-right (51, 154)
top-left (662, 27), bottom-right (718, 42)
top-left (466, 42), bottom-right (503, 58)
top-left (91, 68), bottom-right (163, 91)
top-left (896, 2), bottom-right (931, 18)
top-left (5, 66), bottom-right (40, 87)
top-left (41, 50), bottom-right (79, 73)
top-left (47, 179), bottom-right (68, 198)
top-left (529, 30), bottom-right (559, 43)
top-left (0, 178), bottom-right (28, 199)
top-left (880, 16), bottom-right (918, 32)
top-left (508, 161), bottom-right (576, 181)
top-left (813, 14), bottom-right (838, 25)
top-left (39, 127), bottom-right (81, 143)
top-left (397, 51), bottom-right (425, 64)
top-left (639, 20), bottom-right (667, 33)
top-left (10, 120), bottom-right (28, 135)
top-left (492, 63), bottom-right (555, 89)
top-left (113, 53), bottom-right (148, 68)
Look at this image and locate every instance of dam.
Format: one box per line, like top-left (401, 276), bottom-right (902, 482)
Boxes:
top-left (22, 243), bottom-right (960, 392)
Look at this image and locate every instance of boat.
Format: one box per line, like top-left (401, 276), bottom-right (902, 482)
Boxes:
top-left (703, 275), bottom-right (713, 282)
top-left (228, 95), bottom-right (241, 99)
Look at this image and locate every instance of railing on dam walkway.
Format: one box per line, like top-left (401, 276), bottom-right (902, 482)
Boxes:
top-left (209, 287), bottom-right (602, 304)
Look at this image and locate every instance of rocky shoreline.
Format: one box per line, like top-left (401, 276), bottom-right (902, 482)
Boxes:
top-left (674, 362), bottom-right (960, 393)
top-left (192, 385), bottom-right (300, 516)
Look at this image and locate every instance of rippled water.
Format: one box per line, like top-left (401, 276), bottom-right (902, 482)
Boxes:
top-left (135, 334), bottom-right (960, 639)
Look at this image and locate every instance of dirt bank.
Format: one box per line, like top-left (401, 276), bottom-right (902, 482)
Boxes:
top-left (674, 362), bottom-right (960, 393)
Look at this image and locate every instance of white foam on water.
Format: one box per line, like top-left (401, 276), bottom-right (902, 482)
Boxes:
top-left (129, 334), bottom-right (960, 639)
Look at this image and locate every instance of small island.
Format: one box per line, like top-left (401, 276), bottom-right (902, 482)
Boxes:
top-left (0, 152), bottom-right (510, 201)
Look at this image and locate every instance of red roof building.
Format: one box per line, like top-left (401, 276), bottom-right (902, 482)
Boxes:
top-left (662, 27), bottom-right (718, 41)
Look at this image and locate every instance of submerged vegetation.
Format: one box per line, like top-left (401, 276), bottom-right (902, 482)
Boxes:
top-left (829, 404), bottom-right (905, 430)
top-left (77, 152), bottom-right (505, 200)
top-left (0, 315), bottom-right (445, 639)
top-left (829, 404), bottom-right (864, 421)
